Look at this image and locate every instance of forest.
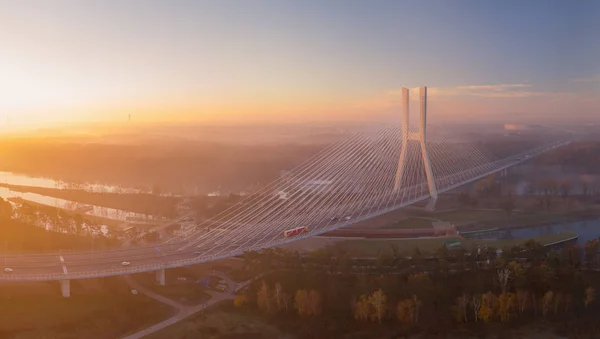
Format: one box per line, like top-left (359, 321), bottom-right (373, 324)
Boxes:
top-left (229, 240), bottom-right (600, 338)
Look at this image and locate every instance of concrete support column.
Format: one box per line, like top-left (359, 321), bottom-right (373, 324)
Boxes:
top-left (60, 280), bottom-right (70, 298)
top-left (156, 268), bottom-right (166, 286)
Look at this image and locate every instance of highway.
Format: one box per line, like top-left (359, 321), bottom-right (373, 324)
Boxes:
top-left (0, 139), bottom-right (570, 282)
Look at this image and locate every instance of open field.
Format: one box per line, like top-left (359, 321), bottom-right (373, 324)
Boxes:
top-left (333, 232), bottom-right (577, 257)
top-left (381, 217), bottom-right (433, 229)
top-left (133, 269), bottom-right (211, 306)
top-left (0, 277), bottom-right (172, 339)
top-left (1, 183), bottom-right (180, 217)
top-left (146, 303), bottom-right (289, 339)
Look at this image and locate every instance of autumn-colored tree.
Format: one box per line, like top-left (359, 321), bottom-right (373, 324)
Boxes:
top-left (234, 295), bottom-right (248, 308)
top-left (585, 286), bottom-right (596, 309)
top-left (257, 281), bottom-right (273, 313)
top-left (354, 295), bottom-right (371, 322)
top-left (508, 261), bottom-right (526, 289)
top-left (478, 292), bottom-right (497, 323)
top-left (470, 294), bottom-right (482, 323)
top-left (541, 291), bottom-right (554, 317)
top-left (307, 290), bottom-right (322, 316)
top-left (368, 289), bottom-right (387, 323)
top-left (294, 290), bottom-right (310, 316)
top-left (397, 295), bottom-right (421, 325)
top-left (397, 299), bottom-right (413, 325)
top-left (497, 292), bottom-right (516, 322)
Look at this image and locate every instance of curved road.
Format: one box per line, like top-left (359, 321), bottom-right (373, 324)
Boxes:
top-left (0, 140), bottom-right (570, 282)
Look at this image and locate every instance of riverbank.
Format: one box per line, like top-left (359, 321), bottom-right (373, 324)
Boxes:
top-left (330, 232), bottom-right (578, 257)
top-left (456, 208), bottom-right (600, 232)
top-left (0, 183), bottom-right (181, 217)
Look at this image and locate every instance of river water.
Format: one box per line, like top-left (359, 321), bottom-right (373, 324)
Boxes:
top-left (470, 219), bottom-right (600, 246)
top-left (0, 172), bottom-right (158, 224)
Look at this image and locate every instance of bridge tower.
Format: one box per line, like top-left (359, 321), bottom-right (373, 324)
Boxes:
top-left (393, 86), bottom-right (438, 210)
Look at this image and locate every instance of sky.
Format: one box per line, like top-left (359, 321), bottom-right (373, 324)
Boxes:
top-left (0, 0), bottom-right (599, 130)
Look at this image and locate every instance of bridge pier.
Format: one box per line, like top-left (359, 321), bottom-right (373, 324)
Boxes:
top-left (60, 280), bottom-right (70, 298)
top-left (156, 268), bottom-right (166, 286)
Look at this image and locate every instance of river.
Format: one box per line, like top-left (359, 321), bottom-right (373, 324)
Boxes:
top-left (469, 218), bottom-right (600, 246)
top-left (0, 171), bottom-right (159, 224)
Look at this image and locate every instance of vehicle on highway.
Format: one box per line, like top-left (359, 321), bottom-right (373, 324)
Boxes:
top-left (193, 251), bottom-right (202, 255)
top-left (345, 216), bottom-right (352, 221)
top-left (121, 261), bottom-right (131, 266)
top-left (516, 157), bottom-right (521, 161)
top-left (4, 268), bottom-right (13, 273)
top-left (283, 226), bottom-right (308, 238)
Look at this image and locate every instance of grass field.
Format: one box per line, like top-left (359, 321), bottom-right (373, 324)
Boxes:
top-left (333, 232), bottom-right (577, 257)
top-left (0, 277), bottom-right (172, 339)
top-left (146, 303), bottom-right (289, 339)
top-left (428, 209), bottom-right (516, 225)
top-left (134, 269), bottom-right (211, 306)
top-left (382, 217), bottom-right (433, 229)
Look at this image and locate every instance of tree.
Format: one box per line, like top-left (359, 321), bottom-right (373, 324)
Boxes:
top-left (294, 289), bottom-right (322, 317)
top-left (273, 282), bottom-right (290, 312)
top-left (470, 294), bottom-right (482, 323)
top-left (585, 286), bottom-right (596, 309)
top-left (497, 292), bottom-right (516, 322)
top-left (496, 268), bottom-right (512, 294)
top-left (257, 281), bottom-right (273, 313)
top-left (454, 294), bottom-right (470, 323)
top-left (368, 289), bottom-right (387, 323)
top-left (397, 295), bottom-right (421, 326)
top-left (411, 295), bottom-right (422, 324)
top-left (294, 290), bottom-right (309, 316)
top-left (0, 198), bottom-right (13, 219)
top-left (354, 295), bottom-right (371, 322)
top-left (234, 295), bottom-right (248, 308)
top-left (478, 292), bottom-right (497, 323)
top-left (307, 290), bottom-right (322, 316)
top-left (516, 290), bottom-right (530, 316)
top-left (541, 291), bottom-right (554, 317)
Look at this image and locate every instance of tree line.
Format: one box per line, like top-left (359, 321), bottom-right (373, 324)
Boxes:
top-left (230, 239), bottom-right (600, 338)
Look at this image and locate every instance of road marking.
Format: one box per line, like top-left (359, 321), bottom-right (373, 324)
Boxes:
top-left (59, 255), bottom-right (68, 275)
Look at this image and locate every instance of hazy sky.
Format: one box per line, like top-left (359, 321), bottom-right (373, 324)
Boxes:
top-left (0, 0), bottom-right (599, 129)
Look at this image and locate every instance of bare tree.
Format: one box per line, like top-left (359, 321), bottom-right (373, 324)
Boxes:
top-left (496, 268), bottom-right (512, 294)
top-left (456, 294), bottom-right (470, 323)
top-left (516, 290), bottom-right (529, 316)
top-left (470, 294), bottom-right (482, 322)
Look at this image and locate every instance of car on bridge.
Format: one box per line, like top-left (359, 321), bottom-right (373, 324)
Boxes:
top-left (4, 268), bottom-right (13, 273)
top-left (121, 261), bottom-right (131, 266)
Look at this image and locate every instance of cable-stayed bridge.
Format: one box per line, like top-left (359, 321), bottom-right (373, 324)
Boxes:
top-left (0, 87), bottom-right (571, 297)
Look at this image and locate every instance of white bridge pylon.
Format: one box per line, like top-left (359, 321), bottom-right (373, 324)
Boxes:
top-left (393, 86), bottom-right (438, 210)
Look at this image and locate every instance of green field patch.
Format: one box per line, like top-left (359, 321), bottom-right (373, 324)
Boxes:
top-left (382, 217), bottom-right (433, 229)
top-left (0, 277), bottom-right (172, 339)
top-left (134, 269), bottom-right (211, 306)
